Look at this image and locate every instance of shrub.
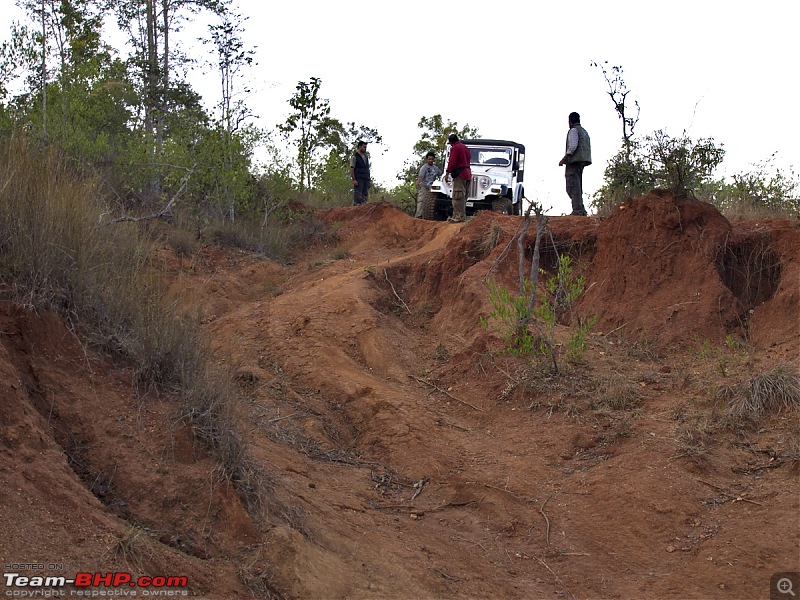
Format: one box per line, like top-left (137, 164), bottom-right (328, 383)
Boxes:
top-left (481, 252), bottom-right (594, 371)
top-left (591, 144), bottom-right (650, 216)
top-left (703, 157), bottom-right (800, 220)
top-left (592, 130), bottom-right (725, 213)
top-left (642, 130), bottom-right (725, 195)
top-left (481, 278), bottom-right (537, 356)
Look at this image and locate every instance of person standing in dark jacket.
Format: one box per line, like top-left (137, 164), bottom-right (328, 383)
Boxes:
top-left (558, 112), bottom-right (592, 216)
top-left (350, 140), bottom-right (371, 205)
top-left (445, 133), bottom-right (472, 223)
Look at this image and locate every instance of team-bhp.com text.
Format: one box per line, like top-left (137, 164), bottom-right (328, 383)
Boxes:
top-left (3, 572), bottom-right (189, 597)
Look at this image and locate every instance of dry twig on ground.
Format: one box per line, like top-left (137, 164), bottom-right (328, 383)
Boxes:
top-left (410, 375), bottom-right (482, 411)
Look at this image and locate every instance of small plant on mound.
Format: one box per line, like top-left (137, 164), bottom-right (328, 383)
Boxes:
top-left (481, 278), bottom-right (537, 356)
top-left (691, 337), bottom-right (748, 378)
top-left (481, 202), bottom-right (594, 373)
top-left (534, 255), bottom-right (596, 364)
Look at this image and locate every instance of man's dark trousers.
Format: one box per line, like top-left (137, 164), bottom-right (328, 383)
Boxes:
top-left (353, 179), bottom-right (369, 205)
top-left (565, 163), bottom-right (587, 215)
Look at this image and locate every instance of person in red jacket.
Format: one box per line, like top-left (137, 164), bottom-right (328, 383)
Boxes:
top-left (445, 133), bottom-right (472, 223)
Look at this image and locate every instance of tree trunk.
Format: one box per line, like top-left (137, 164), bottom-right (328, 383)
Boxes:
top-left (146, 0), bottom-right (161, 199)
top-left (40, 0), bottom-right (47, 139)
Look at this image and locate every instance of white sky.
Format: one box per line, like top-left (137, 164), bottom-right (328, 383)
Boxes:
top-left (3, 0), bottom-right (798, 215)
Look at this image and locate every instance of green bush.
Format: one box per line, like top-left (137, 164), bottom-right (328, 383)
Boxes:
top-left (592, 130), bottom-right (725, 213)
top-left (703, 158), bottom-right (799, 219)
top-left (591, 144), bottom-right (650, 217)
top-left (481, 278), bottom-right (537, 356)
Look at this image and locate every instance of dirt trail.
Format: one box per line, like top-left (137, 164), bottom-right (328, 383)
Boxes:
top-left (1, 195), bottom-right (798, 599)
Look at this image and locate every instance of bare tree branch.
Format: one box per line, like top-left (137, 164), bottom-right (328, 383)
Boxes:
top-left (102, 161), bottom-right (196, 225)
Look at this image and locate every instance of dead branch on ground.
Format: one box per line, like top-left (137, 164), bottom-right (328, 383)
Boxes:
top-left (384, 269), bottom-right (411, 314)
top-left (102, 162), bottom-right (196, 225)
top-left (410, 375), bottom-right (482, 411)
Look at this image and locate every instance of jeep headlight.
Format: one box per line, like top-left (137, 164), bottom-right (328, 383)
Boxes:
top-left (481, 176), bottom-right (491, 189)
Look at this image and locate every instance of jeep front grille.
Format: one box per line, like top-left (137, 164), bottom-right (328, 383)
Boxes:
top-left (469, 176), bottom-right (479, 199)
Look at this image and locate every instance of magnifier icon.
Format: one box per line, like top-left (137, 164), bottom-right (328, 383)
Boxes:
top-left (778, 578), bottom-right (796, 596)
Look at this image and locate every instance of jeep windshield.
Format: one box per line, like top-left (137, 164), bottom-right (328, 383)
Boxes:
top-left (468, 147), bottom-right (512, 166)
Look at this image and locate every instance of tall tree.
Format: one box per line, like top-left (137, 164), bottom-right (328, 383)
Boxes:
top-left (206, 10), bottom-right (254, 221)
top-left (0, 22), bottom-right (41, 107)
top-left (278, 76), bottom-right (339, 194)
top-left (590, 61), bottom-right (644, 215)
top-left (5, 0), bottom-right (125, 149)
top-left (106, 0), bottom-right (227, 199)
top-left (412, 114), bottom-right (479, 158)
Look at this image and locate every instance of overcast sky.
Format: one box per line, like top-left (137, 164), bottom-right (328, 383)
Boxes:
top-left (3, 0), bottom-right (797, 215)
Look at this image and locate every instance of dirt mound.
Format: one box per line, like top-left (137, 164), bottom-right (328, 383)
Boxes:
top-left (578, 193), bottom-right (798, 350)
top-left (1, 195), bottom-right (798, 599)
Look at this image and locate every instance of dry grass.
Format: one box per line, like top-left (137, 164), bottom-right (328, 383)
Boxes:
top-left (108, 525), bottom-right (152, 571)
top-left (1, 132), bottom-right (263, 513)
top-left (0, 132), bottom-right (201, 390)
top-left (591, 372), bottom-right (643, 412)
top-left (785, 426), bottom-right (800, 475)
top-left (237, 551), bottom-right (287, 600)
top-left (480, 221), bottom-right (504, 256)
top-left (180, 365), bottom-right (268, 514)
top-left (434, 342), bottom-right (450, 362)
top-left (165, 227), bottom-right (201, 257)
top-left (197, 209), bottom-right (338, 264)
top-left (727, 366), bottom-right (800, 416)
top-left (720, 202), bottom-right (800, 222)
top-left (0, 132), bottom-right (144, 315)
top-left (675, 419), bottom-right (713, 459)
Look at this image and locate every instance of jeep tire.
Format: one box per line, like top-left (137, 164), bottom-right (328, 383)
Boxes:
top-left (492, 197), bottom-right (513, 215)
top-left (421, 193), bottom-right (437, 220)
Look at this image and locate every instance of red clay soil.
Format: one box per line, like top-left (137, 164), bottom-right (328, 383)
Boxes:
top-left (1, 193), bottom-right (798, 599)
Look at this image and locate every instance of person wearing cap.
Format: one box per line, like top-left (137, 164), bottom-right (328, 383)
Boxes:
top-left (558, 112), bottom-right (592, 216)
top-left (415, 151), bottom-right (441, 218)
top-left (445, 133), bottom-right (471, 223)
top-left (350, 140), bottom-right (371, 206)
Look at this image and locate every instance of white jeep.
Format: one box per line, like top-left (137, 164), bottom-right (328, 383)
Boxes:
top-left (422, 139), bottom-right (526, 220)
